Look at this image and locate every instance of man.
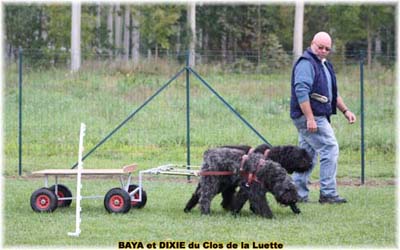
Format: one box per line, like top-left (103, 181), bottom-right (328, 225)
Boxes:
top-left (290, 31), bottom-right (356, 204)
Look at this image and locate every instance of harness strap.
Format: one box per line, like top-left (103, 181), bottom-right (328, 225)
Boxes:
top-left (240, 148), bottom-right (254, 171)
top-left (199, 147), bottom-right (268, 180)
top-left (198, 171), bottom-right (234, 176)
top-left (242, 158), bottom-right (265, 187)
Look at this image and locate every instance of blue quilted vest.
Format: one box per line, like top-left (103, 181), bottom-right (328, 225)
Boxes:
top-left (290, 48), bottom-right (337, 119)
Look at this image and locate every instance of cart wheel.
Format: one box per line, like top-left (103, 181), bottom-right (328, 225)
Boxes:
top-left (128, 184), bottom-right (147, 209)
top-left (49, 184), bottom-right (72, 207)
top-left (104, 188), bottom-right (131, 213)
top-left (30, 188), bottom-right (58, 212)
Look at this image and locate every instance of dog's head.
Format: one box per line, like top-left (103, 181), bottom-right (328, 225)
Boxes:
top-left (269, 146), bottom-right (313, 174)
top-left (272, 178), bottom-right (299, 206)
top-left (254, 160), bottom-right (301, 214)
top-left (273, 178), bottom-right (301, 214)
top-left (291, 147), bottom-right (313, 173)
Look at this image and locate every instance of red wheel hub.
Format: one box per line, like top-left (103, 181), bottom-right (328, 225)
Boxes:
top-left (110, 195), bottom-right (124, 210)
top-left (36, 195), bottom-right (50, 209)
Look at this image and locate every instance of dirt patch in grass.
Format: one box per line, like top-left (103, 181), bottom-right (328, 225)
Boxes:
top-left (308, 178), bottom-right (396, 187)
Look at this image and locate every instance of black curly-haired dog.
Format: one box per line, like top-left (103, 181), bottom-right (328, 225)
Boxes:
top-left (184, 147), bottom-right (303, 217)
top-left (221, 144), bottom-right (312, 174)
top-left (207, 144), bottom-right (311, 211)
top-left (184, 147), bottom-right (244, 215)
top-left (231, 156), bottom-right (300, 218)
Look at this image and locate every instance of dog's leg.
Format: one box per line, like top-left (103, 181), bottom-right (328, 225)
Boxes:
top-left (221, 185), bottom-right (236, 210)
top-left (184, 184), bottom-right (201, 213)
top-left (199, 177), bottom-right (219, 215)
top-left (248, 187), bottom-right (273, 219)
top-left (230, 186), bottom-right (250, 216)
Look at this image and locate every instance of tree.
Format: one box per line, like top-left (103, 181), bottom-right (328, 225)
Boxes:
top-left (131, 8), bottom-right (140, 67)
top-left (71, 2), bottom-right (81, 72)
top-left (293, 0), bottom-right (304, 61)
top-left (4, 5), bottom-right (45, 59)
top-left (187, 2), bottom-right (196, 66)
top-left (114, 3), bottom-right (122, 56)
top-left (359, 5), bottom-right (395, 66)
top-left (107, 5), bottom-right (113, 57)
top-left (123, 5), bottom-right (130, 61)
top-left (139, 5), bottom-right (181, 60)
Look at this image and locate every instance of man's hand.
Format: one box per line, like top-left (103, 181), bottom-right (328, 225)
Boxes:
top-left (307, 118), bottom-right (318, 133)
top-left (299, 101), bottom-right (318, 133)
top-left (344, 110), bottom-right (356, 124)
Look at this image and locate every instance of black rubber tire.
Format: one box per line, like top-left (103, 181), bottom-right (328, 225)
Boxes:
top-left (30, 188), bottom-right (58, 212)
top-left (128, 184), bottom-right (147, 209)
top-left (49, 184), bottom-right (73, 207)
top-left (104, 188), bottom-right (131, 213)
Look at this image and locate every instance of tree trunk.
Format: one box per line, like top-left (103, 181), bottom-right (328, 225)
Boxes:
top-left (374, 34), bottom-right (382, 56)
top-left (221, 33), bottom-right (227, 65)
top-left (114, 3), bottom-right (122, 57)
top-left (197, 27), bottom-right (202, 64)
top-left (71, 2), bottom-right (81, 72)
top-left (367, 26), bottom-right (372, 68)
top-left (107, 5), bottom-right (114, 57)
top-left (187, 2), bottom-right (196, 67)
top-left (131, 10), bottom-right (140, 67)
top-left (155, 43), bottom-right (158, 63)
top-left (176, 24), bottom-right (181, 56)
top-left (96, 3), bottom-right (101, 51)
top-left (203, 31), bottom-right (209, 64)
top-left (123, 5), bottom-right (130, 61)
top-left (257, 5), bottom-right (261, 65)
top-left (293, 0), bottom-right (304, 63)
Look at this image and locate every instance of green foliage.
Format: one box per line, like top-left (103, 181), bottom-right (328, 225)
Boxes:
top-left (5, 5), bottom-right (46, 50)
top-left (261, 34), bottom-right (291, 71)
top-left (4, 4), bottom-right (396, 66)
top-left (46, 5), bottom-right (71, 50)
top-left (138, 5), bottom-right (182, 50)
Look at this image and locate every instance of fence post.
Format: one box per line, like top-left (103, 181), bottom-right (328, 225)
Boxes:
top-left (18, 47), bottom-right (23, 176)
top-left (360, 51), bottom-right (365, 185)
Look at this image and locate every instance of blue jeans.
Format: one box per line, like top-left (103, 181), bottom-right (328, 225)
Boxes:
top-left (292, 115), bottom-right (339, 198)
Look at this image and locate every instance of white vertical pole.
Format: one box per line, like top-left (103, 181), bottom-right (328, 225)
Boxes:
top-left (293, 0), bottom-right (304, 62)
top-left (68, 123), bottom-right (86, 237)
top-left (71, 2), bottom-right (81, 72)
top-left (187, 2), bottom-right (196, 67)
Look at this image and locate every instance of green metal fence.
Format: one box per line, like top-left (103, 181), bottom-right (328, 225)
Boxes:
top-left (4, 49), bottom-right (396, 185)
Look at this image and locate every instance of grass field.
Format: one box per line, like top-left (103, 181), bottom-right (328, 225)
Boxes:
top-left (3, 59), bottom-right (396, 248)
top-left (4, 177), bottom-right (396, 248)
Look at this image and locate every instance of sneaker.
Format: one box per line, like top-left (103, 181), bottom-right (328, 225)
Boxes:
top-left (319, 195), bottom-right (347, 204)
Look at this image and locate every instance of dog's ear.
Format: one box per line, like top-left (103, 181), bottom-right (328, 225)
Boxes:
top-left (254, 144), bottom-right (271, 154)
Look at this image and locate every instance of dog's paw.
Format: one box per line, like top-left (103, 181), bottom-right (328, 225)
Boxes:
top-left (231, 211), bottom-right (239, 218)
top-left (289, 203), bottom-right (301, 214)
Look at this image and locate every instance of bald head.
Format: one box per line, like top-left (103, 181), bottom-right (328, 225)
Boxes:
top-left (311, 31), bottom-right (332, 59)
top-left (313, 32), bottom-right (331, 44)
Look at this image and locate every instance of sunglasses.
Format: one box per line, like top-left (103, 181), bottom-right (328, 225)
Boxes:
top-left (315, 44), bottom-right (331, 52)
